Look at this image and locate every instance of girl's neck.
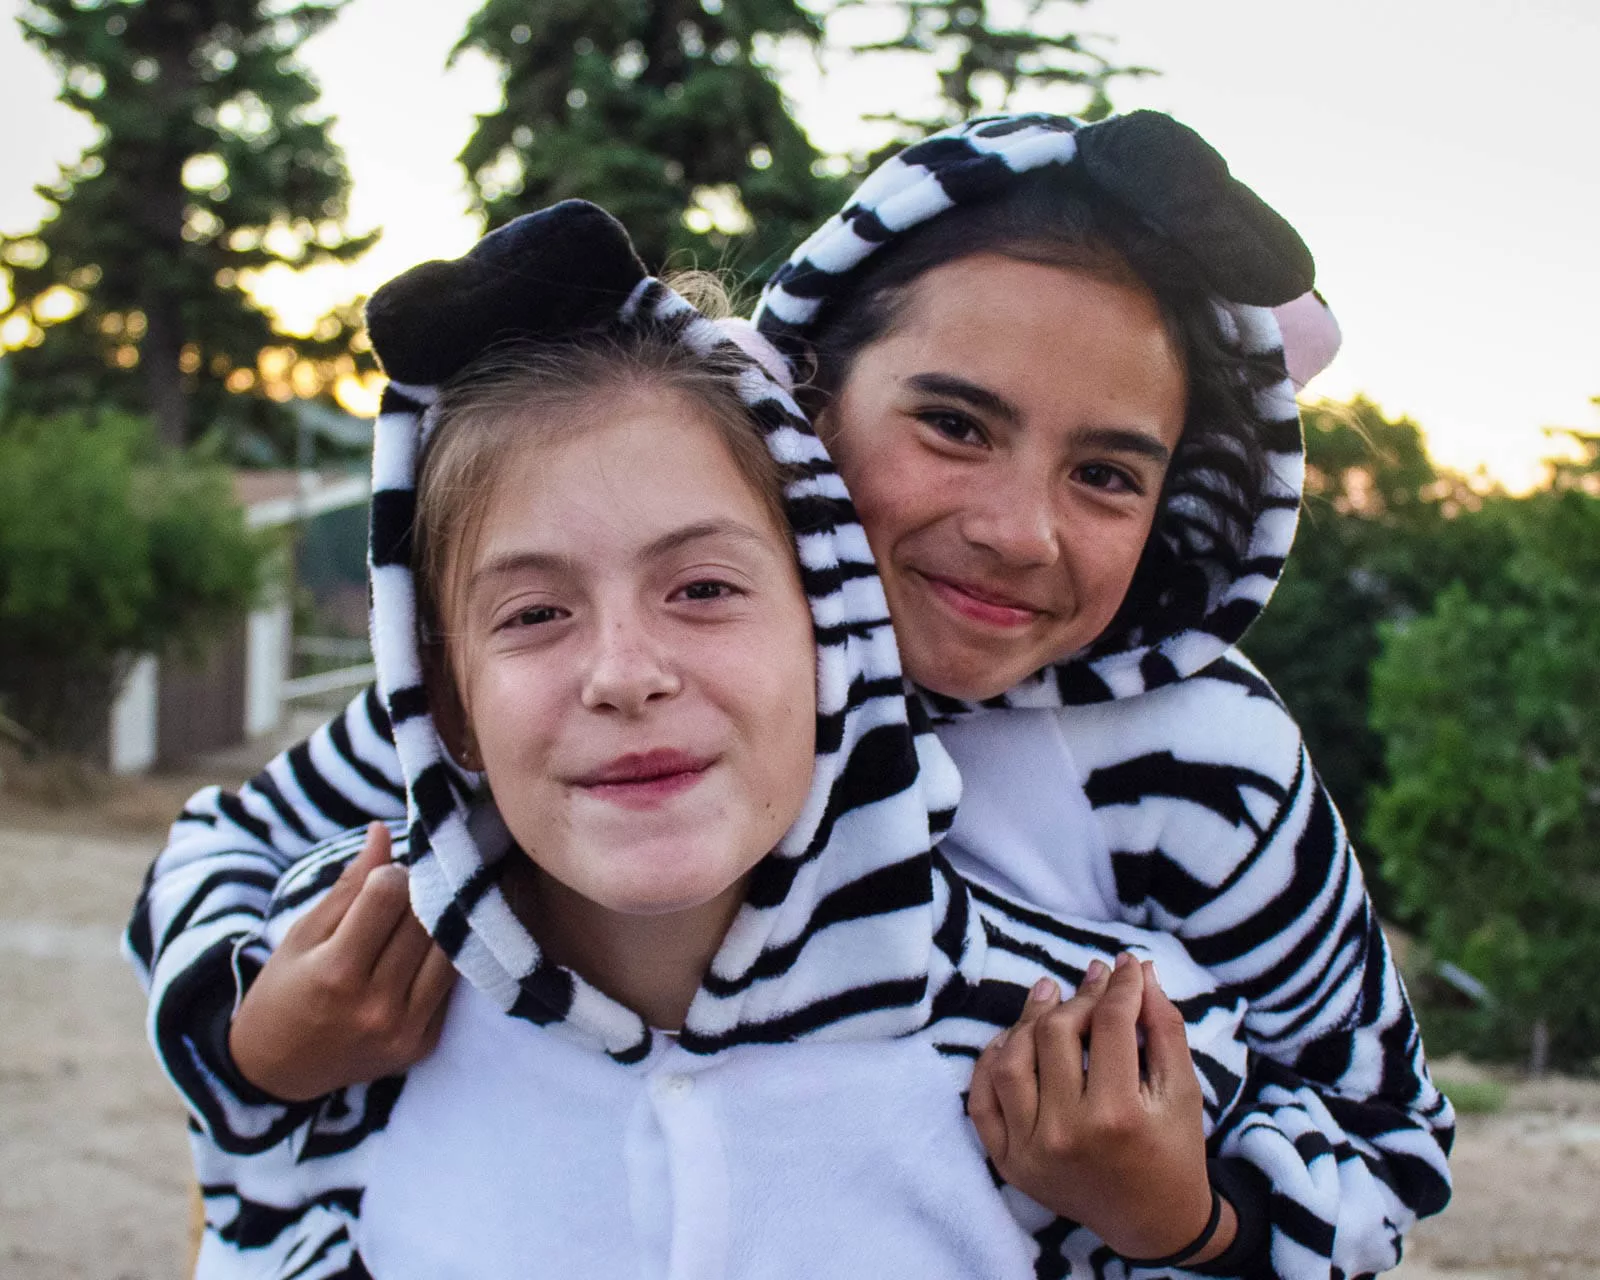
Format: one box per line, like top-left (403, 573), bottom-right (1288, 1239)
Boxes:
top-left (509, 860), bottom-right (746, 1032)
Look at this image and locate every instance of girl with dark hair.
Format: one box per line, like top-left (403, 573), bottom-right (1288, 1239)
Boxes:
top-left (131, 113), bottom-right (1451, 1278)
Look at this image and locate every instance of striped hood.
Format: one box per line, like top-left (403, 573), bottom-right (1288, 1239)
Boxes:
top-left (364, 200), bottom-right (972, 1062)
top-left (755, 110), bottom-right (1317, 711)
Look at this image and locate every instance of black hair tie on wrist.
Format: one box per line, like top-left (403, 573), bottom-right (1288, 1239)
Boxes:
top-left (1120, 1185), bottom-right (1223, 1270)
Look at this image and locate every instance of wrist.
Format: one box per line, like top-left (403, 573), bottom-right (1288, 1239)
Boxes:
top-left (226, 1008), bottom-right (301, 1104)
top-left (178, 941), bottom-right (296, 1106)
top-left (1121, 1183), bottom-right (1228, 1271)
top-left (1179, 1157), bottom-right (1272, 1276)
top-left (1179, 1190), bottom-right (1237, 1267)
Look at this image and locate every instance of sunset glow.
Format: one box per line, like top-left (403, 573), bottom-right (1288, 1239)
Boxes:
top-left (2, 0), bottom-right (1595, 490)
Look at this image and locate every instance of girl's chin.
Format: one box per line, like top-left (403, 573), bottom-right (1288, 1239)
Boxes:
top-left (903, 652), bottom-right (1034, 703)
top-left (593, 877), bottom-right (748, 920)
top-left (575, 848), bottom-right (755, 918)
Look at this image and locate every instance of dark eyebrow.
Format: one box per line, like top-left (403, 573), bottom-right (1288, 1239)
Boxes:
top-left (1075, 426), bottom-right (1173, 465)
top-left (906, 372), bottom-right (1173, 465)
top-left (904, 372), bottom-right (1021, 425)
top-left (469, 518), bottom-right (778, 592)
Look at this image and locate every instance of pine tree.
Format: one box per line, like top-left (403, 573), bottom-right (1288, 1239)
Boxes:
top-left (1, 0), bottom-right (376, 452)
top-left (836, 0), bottom-right (1150, 144)
top-left (453, 0), bottom-right (847, 283)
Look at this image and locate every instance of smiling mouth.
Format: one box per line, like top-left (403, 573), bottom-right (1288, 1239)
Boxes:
top-left (915, 569), bottom-right (1049, 630)
top-left (573, 750), bottom-right (714, 808)
top-left (916, 571), bottom-right (1043, 629)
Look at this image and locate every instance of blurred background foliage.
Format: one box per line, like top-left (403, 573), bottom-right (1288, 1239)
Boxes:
top-left (452, 0), bottom-right (846, 277)
top-left (0, 410), bottom-right (271, 753)
top-left (0, 0), bottom-right (1596, 1069)
top-left (1365, 440), bottom-right (1600, 1070)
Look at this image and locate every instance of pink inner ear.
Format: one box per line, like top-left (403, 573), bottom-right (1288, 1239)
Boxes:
top-left (715, 317), bottom-right (795, 392)
top-left (1273, 291), bottom-right (1342, 390)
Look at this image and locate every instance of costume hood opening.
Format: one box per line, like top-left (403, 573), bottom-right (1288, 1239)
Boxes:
top-left (755, 110), bottom-right (1326, 711)
top-left (364, 201), bottom-right (969, 1062)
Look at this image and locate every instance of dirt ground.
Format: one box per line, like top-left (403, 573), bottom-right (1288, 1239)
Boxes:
top-left (1, 762), bottom-right (1597, 1279)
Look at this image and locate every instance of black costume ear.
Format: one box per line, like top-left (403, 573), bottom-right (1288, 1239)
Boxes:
top-left (365, 200), bottom-right (649, 387)
top-left (1075, 111), bottom-right (1314, 307)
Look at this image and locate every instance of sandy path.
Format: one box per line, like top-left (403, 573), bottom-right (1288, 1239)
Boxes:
top-left (1394, 1073), bottom-right (1600, 1280)
top-left (0, 823), bottom-right (193, 1280)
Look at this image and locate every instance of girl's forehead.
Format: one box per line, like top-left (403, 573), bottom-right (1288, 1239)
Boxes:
top-left (898, 253), bottom-right (1158, 333)
top-left (474, 406), bottom-right (789, 565)
top-left (868, 256), bottom-right (1182, 401)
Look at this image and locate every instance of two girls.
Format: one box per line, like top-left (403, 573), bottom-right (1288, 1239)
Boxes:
top-left (133, 110), bottom-right (1452, 1277)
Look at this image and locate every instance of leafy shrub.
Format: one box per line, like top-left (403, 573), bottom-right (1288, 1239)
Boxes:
top-left (0, 411), bottom-right (272, 751)
top-left (1369, 453), bottom-right (1600, 1070)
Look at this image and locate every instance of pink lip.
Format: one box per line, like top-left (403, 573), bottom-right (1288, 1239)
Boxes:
top-left (572, 750), bottom-right (714, 809)
top-left (919, 572), bottom-right (1043, 629)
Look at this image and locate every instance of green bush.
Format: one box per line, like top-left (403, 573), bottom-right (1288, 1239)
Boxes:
top-left (1368, 452), bottom-right (1600, 1070)
top-left (0, 411), bottom-right (272, 751)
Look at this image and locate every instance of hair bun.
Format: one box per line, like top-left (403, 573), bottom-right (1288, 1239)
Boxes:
top-left (366, 200), bottom-right (648, 387)
top-left (1076, 111), bottom-right (1314, 307)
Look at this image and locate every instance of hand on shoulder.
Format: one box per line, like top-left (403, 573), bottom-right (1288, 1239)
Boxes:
top-left (229, 823), bottom-right (456, 1102)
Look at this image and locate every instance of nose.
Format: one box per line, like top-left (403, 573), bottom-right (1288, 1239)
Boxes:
top-left (957, 465), bottom-right (1060, 569)
top-left (580, 604), bottom-right (682, 715)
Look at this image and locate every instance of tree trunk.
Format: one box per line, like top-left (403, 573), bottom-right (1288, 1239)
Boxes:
top-left (1529, 1017), bottom-right (1550, 1077)
top-left (138, 22), bottom-right (197, 448)
top-left (143, 290), bottom-right (189, 447)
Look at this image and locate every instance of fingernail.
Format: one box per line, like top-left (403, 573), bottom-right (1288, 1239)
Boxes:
top-left (992, 1029), bottom-right (1010, 1050)
top-left (1085, 959), bottom-right (1110, 983)
top-left (1143, 960), bottom-right (1162, 990)
top-left (1114, 951), bottom-right (1134, 971)
top-left (1030, 977), bottom-right (1058, 1003)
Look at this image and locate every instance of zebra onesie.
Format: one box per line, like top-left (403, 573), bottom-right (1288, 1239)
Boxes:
top-left (175, 199), bottom-right (1254, 1279)
top-left (129, 113), bottom-right (1452, 1279)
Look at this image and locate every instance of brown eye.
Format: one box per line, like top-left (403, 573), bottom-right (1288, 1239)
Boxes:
top-left (1076, 463), bottom-right (1140, 494)
top-left (918, 409), bottom-right (985, 446)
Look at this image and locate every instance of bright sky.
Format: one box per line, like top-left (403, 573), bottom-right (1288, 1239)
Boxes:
top-left (3, 0), bottom-right (1597, 489)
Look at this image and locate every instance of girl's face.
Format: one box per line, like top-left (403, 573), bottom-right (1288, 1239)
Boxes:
top-left (446, 389), bottom-right (817, 922)
top-left (820, 253), bottom-right (1187, 701)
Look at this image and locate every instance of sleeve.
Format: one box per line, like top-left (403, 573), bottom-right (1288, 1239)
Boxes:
top-left (1065, 654), bottom-right (1454, 1279)
top-left (123, 685), bottom-right (408, 1149)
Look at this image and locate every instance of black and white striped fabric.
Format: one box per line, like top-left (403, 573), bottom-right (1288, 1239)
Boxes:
top-left (129, 115), bottom-right (1454, 1279)
top-left (755, 109), bottom-right (1309, 709)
